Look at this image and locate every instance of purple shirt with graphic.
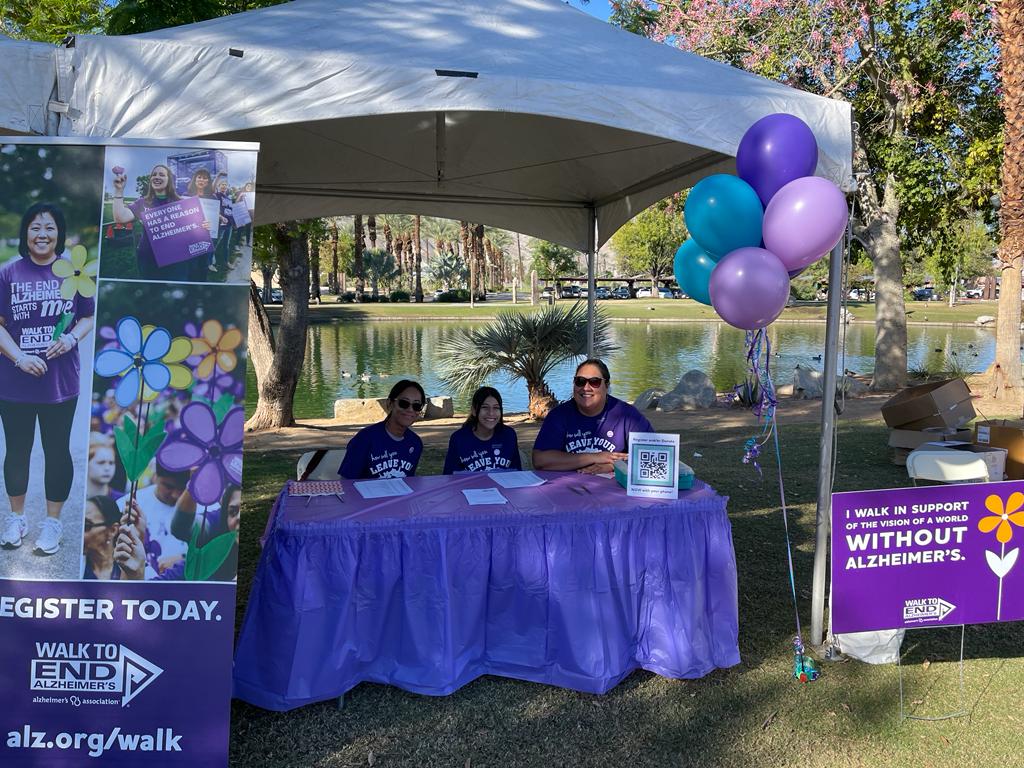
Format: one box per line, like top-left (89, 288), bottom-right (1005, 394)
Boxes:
top-left (443, 424), bottom-right (521, 474)
top-left (338, 420), bottom-right (423, 479)
top-left (533, 395), bottom-right (653, 454)
top-left (0, 255), bottom-right (94, 404)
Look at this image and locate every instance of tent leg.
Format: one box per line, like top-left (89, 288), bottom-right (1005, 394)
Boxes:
top-left (810, 239), bottom-right (846, 648)
top-left (586, 205), bottom-right (597, 358)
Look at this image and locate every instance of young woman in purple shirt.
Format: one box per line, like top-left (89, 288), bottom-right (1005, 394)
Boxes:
top-left (533, 358), bottom-right (652, 475)
top-left (0, 203), bottom-right (95, 554)
top-left (443, 386), bottom-right (521, 474)
top-left (338, 380), bottom-right (425, 479)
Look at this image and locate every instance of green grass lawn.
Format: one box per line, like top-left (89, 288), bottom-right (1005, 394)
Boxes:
top-left (283, 297), bottom-right (1000, 326)
top-left (231, 420), bottom-right (1023, 768)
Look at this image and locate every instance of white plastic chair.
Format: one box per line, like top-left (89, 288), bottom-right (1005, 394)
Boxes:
top-left (296, 449), bottom-right (347, 481)
top-left (905, 449), bottom-right (988, 485)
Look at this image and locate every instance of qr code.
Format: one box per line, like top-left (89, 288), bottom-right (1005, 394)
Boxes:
top-left (638, 449), bottom-right (671, 480)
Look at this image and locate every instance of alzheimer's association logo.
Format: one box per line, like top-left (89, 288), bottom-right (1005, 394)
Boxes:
top-left (30, 642), bottom-right (162, 706)
top-left (902, 597), bottom-right (956, 623)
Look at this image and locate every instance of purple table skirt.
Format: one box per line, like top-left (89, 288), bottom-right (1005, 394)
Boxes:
top-left (233, 472), bottom-right (740, 711)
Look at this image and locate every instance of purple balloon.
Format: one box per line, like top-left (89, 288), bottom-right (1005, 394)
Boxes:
top-left (709, 247), bottom-right (791, 330)
top-left (763, 176), bottom-right (849, 272)
top-left (737, 114), bottom-right (819, 207)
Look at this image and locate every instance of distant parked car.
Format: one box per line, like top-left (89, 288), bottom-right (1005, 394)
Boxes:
top-left (636, 286), bottom-right (672, 299)
top-left (267, 288), bottom-right (283, 303)
top-left (912, 287), bottom-right (939, 301)
top-left (560, 285), bottom-right (582, 298)
top-left (612, 286), bottom-right (632, 299)
top-left (964, 288), bottom-right (983, 299)
top-left (594, 286), bottom-right (612, 300)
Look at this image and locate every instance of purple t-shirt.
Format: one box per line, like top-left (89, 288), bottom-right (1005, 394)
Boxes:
top-left (533, 395), bottom-right (653, 454)
top-left (0, 255), bottom-right (94, 404)
top-left (443, 424), bottom-right (521, 474)
top-left (338, 420), bottom-right (423, 479)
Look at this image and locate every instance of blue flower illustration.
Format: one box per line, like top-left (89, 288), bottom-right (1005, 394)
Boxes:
top-left (94, 316), bottom-right (173, 407)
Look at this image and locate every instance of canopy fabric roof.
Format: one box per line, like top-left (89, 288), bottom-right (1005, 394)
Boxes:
top-left (24, 0), bottom-right (851, 248)
top-left (0, 35), bottom-right (58, 136)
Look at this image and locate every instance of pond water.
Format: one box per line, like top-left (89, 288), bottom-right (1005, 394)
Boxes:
top-left (244, 320), bottom-right (996, 418)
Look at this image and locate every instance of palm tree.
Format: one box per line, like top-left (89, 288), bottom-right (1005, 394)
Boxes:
top-left (353, 214), bottom-right (365, 300)
top-left (994, 0), bottom-right (1024, 399)
top-left (435, 302), bottom-right (615, 419)
top-left (413, 214), bottom-right (424, 302)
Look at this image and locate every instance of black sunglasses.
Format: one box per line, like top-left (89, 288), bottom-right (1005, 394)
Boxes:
top-left (573, 376), bottom-right (606, 388)
top-left (83, 520), bottom-right (112, 532)
top-left (395, 397), bottom-right (424, 412)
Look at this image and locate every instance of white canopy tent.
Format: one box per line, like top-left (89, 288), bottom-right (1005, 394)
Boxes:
top-left (2, 0), bottom-right (853, 648)
top-left (0, 35), bottom-right (60, 136)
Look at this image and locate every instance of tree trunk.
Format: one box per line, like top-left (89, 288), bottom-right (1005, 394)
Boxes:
top-left (367, 215), bottom-right (377, 249)
top-left (527, 379), bottom-right (557, 420)
top-left (414, 215), bottom-right (424, 302)
top-left (994, 0), bottom-right (1024, 401)
top-left (245, 225), bottom-right (311, 431)
top-left (309, 235), bottom-right (321, 304)
top-left (329, 220), bottom-right (339, 294)
top-left (260, 264), bottom-right (274, 303)
top-left (353, 214), bottom-right (365, 301)
top-left (473, 223), bottom-right (485, 295)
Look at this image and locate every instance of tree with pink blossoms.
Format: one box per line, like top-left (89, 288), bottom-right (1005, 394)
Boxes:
top-left (611, 0), bottom-right (1000, 391)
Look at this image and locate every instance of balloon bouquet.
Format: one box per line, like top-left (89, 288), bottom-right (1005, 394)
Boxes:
top-left (674, 113), bottom-right (850, 683)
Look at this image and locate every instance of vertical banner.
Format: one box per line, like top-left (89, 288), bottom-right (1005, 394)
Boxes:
top-left (0, 137), bottom-right (258, 767)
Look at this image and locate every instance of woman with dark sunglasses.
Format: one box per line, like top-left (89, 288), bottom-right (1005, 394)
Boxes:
top-left (532, 359), bottom-right (652, 475)
top-left (338, 379), bottom-right (425, 479)
top-left (443, 386), bottom-right (521, 474)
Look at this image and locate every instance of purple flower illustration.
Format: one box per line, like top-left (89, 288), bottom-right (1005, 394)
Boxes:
top-left (156, 402), bottom-right (243, 505)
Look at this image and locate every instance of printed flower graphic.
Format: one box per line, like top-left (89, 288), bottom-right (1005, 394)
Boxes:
top-left (191, 319), bottom-right (242, 380)
top-left (980, 492), bottom-right (1023, 621)
top-left (156, 401), bottom-right (243, 505)
top-left (141, 324), bottom-right (194, 398)
top-left (52, 245), bottom-right (97, 299)
top-left (95, 317), bottom-right (174, 407)
top-left (980, 492), bottom-right (1024, 544)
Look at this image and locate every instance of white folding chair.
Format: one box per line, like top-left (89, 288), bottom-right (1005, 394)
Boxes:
top-left (905, 450), bottom-right (988, 485)
top-left (296, 449), bottom-right (347, 481)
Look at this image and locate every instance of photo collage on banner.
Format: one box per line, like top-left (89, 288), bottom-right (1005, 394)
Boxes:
top-left (0, 138), bottom-right (257, 768)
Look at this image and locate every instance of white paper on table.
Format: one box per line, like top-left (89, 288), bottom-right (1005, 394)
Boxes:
top-left (490, 471), bottom-right (545, 489)
top-left (199, 197), bottom-right (220, 239)
top-left (462, 488), bottom-right (509, 505)
top-left (353, 478), bottom-right (413, 499)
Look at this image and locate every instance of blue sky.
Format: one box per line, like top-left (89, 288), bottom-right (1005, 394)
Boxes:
top-left (573, 0), bottom-right (612, 22)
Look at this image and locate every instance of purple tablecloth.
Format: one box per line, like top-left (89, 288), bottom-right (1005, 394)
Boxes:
top-left (233, 472), bottom-right (739, 711)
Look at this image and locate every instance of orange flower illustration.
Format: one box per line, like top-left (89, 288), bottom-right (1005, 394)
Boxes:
top-left (191, 320), bottom-right (242, 380)
top-left (980, 492), bottom-right (1024, 544)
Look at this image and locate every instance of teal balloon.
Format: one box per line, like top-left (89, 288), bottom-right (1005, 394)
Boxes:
top-left (673, 239), bottom-right (714, 305)
top-left (684, 174), bottom-right (764, 259)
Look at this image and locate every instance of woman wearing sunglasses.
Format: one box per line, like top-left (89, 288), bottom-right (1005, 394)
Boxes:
top-left (338, 379), bottom-right (426, 479)
top-left (532, 359), bottom-right (652, 475)
top-left (443, 386), bottom-right (521, 474)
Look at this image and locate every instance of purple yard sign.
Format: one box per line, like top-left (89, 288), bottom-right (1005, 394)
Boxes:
top-left (831, 480), bottom-right (1024, 633)
top-left (139, 196), bottom-right (214, 268)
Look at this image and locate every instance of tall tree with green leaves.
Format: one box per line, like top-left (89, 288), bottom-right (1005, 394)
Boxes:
top-left (610, 197), bottom-right (686, 297)
top-left (613, 0), bottom-right (999, 390)
top-left (531, 241), bottom-right (580, 283)
top-left (2, 0), bottom-right (106, 41)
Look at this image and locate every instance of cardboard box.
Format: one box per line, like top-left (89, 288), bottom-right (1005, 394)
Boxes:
top-left (975, 420), bottom-right (1024, 480)
top-left (929, 444), bottom-right (1008, 482)
top-left (880, 379), bottom-right (975, 431)
top-left (888, 427), bottom-right (972, 450)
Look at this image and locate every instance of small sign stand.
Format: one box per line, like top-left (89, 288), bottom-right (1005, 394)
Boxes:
top-left (896, 624), bottom-right (967, 723)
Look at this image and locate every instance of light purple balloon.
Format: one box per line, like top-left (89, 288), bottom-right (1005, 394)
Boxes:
top-left (709, 247), bottom-right (791, 330)
top-left (762, 176), bottom-right (848, 272)
top-left (736, 114), bottom-right (819, 207)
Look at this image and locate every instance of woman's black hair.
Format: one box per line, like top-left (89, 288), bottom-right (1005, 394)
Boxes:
top-left (187, 168), bottom-right (213, 197)
top-left (575, 358), bottom-right (611, 383)
top-left (18, 203), bottom-right (67, 258)
top-left (87, 495), bottom-right (121, 527)
top-left (387, 379), bottom-right (426, 404)
top-left (464, 386), bottom-right (504, 432)
top-left (206, 484), bottom-right (241, 539)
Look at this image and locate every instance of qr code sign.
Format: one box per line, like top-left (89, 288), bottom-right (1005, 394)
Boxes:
top-left (638, 449), bottom-right (671, 480)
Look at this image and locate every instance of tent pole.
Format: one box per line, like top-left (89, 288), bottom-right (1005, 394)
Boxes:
top-left (586, 206), bottom-right (597, 357)
top-left (810, 239), bottom-right (846, 648)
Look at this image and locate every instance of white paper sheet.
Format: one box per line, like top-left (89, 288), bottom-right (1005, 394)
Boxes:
top-left (199, 197), bottom-right (220, 238)
top-left (462, 488), bottom-right (509, 505)
top-left (490, 471), bottom-right (545, 489)
top-left (353, 478), bottom-right (413, 499)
